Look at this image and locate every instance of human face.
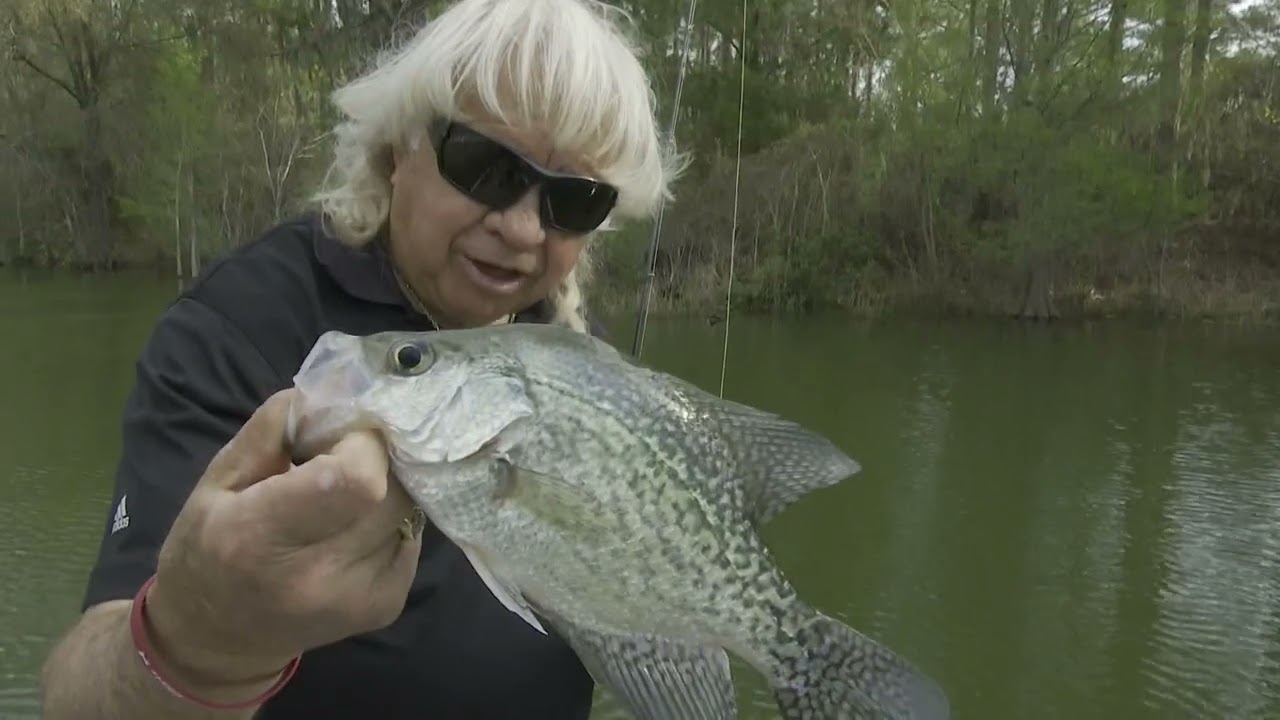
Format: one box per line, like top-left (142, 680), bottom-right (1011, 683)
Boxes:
top-left (387, 115), bottom-right (615, 329)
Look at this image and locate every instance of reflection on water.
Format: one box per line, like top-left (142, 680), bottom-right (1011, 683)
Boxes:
top-left (0, 465), bottom-right (109, 712)
top-left (586, 317), bottom-right (1280, 720)
top-left (1145, 404), bottom-right (1280, 718)
top-left (1, 274), bottom-right (1279, 720)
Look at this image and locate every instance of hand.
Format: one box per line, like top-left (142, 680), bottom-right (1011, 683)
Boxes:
top-left (143, 388), bottom-right (422, 689)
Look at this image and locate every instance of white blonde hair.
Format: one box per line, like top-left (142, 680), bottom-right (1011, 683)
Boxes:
top-left (312, 0), bottom-right (685, 333)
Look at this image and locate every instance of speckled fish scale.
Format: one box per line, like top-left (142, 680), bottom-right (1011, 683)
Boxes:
top-left (289, 324), bottom-right (951, 720)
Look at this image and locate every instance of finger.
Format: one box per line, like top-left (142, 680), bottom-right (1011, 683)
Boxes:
top-left (327, 430), bottom-right (396, 547)
top-left (208, 389), bottom-right (298, 492)
top-left (330, 469), bottom-right (419, 566)
top-left (235, 452), bottom-right (382, 547)
top-left (340, 523), bottom-right (423, 629)
top-left (380, 531), bottom-right (424, 604)
top-left (388, 527), bottom-right (423, 583)
top-left (329, 431), bottom-right (391, 500)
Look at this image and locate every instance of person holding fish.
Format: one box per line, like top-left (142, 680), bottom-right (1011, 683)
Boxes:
top-left (39, 1), bottom-right (676, 718)
top-left (39, 0), bottom-right (949, 718)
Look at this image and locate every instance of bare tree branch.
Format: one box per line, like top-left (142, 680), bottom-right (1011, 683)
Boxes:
top-left (11, 49), bottom-right (80, 102)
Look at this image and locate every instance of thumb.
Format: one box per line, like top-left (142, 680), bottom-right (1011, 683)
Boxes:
top-left (207, 389), bottom-right (297, 492)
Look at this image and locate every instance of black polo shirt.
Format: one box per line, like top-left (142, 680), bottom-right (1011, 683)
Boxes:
top-left (81, 213), bottom-right (597, 718)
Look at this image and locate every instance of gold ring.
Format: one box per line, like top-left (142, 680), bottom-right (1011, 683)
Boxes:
top-left (399, 507), bottom-right (427, 541)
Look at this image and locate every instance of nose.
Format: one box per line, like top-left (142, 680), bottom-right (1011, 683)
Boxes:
top-left (484, 187), bottom-right (546, 250)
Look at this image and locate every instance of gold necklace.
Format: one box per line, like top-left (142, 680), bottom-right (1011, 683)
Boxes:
top-left (391, 266), bottom-right (514, 328)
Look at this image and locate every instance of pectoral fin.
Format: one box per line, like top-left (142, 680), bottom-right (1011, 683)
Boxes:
top-left (457, 542), bottom-right (547, 635)
top-left (556, 624), bottom-right (737, 720)
top-left (495, 459), bottom-right (613, 536)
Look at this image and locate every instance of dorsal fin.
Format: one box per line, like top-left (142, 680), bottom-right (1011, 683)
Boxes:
top-left (640, 368), bottom-right (862, 525)
top-left (706, 396), bottom-right (862, 524)
top-left (515, 324), bottom-right (862, 524)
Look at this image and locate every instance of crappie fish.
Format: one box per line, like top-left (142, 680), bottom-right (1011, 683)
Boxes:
top-left (286, 323), bottom-right (949, 720)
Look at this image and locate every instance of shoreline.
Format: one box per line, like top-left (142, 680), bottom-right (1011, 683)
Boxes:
top-left (3, 258), bottom-right (1275, 325)
top-left (589, 280), bottom-right (1279, 326)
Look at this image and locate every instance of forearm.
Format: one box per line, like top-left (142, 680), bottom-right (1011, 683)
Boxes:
top-left (40, 601), bottom-right (269, 720)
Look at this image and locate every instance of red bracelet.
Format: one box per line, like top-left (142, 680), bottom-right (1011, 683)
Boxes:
top-left (129, 574), bottom-right (301, 710)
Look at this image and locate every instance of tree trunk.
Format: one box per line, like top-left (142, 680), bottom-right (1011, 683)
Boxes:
top-left (80, 101), bottom-right (116, 271)
top-left (983, 0), bottom-right (1003, 118)
top-left (1186, 0), bottom-right (1215, 188)
top-left (1157, 0), bottom-right (1187, 156)
top-left (1011, 0), bottom-right (1035, 108)
top-left (1035, 0), bottom-right (1061, 106)
top-left (1105, 0), bottom-right (1129, 86)
top-left (1018, 253), bottom-right (1059, 320)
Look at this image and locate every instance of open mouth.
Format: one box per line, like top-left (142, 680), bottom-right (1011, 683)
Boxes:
top-left (472, 259), bottom-right (523, 282)
top-left (463, 256), bottom-right (527, 293)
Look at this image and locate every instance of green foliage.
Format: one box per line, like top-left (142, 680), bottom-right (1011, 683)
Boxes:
top-left (0, 0), bottom-right (1276, 317)
top-left (603, 0), bottom-right (1280, 319)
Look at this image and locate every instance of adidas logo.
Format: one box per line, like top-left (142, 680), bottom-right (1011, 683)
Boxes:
top-left (111, 494), bottom-right (129, 534)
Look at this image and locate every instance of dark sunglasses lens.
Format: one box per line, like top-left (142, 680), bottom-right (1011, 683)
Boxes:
top-left (439, 130), bottom-right (530, 207)
top-left (544, 178), bottom-right (618, 233)
top-left (438, 122), bottom-right (618, 233)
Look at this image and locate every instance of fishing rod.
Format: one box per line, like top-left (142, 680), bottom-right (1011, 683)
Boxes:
top-left (630, 0), bottom-right (699, 360)
top-left (629, 0), bottom-right (747, 404)
top-left (717, 0), bottom-right (747, 399)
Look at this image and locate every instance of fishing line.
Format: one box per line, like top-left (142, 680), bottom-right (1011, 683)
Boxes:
top-left (717, 0), bottom-right (747, 399)
top-left (631, 0), bottom-right (699, 360)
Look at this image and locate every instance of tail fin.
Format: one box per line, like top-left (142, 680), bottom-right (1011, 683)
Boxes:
top-left (770, 613), bottom-right (949, 720)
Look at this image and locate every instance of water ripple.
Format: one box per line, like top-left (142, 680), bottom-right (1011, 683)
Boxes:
top-left (0, 462), bottom-right (112, 717)
top-left (1142, 408), bottom-right (1280, 719)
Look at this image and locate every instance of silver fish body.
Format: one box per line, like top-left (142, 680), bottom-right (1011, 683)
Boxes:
top-left (287, 323), bottom-right (949, 720)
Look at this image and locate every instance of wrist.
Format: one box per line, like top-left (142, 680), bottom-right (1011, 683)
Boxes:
top-left (136, 574), bottom-right (299, 705)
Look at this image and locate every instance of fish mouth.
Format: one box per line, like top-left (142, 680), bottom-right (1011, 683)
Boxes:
top-left (287, 331), bottom-right (380, 461)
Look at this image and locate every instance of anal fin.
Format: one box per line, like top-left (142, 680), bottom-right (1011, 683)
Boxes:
top-left (557, 623), bottom-right (737, 720)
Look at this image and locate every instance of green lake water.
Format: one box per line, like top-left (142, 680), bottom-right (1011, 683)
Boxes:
top-left (1, 272), bottom-right (1278, 719)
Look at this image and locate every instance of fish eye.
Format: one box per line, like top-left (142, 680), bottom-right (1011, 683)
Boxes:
top-left (389, 341), bottom-right (430, 375)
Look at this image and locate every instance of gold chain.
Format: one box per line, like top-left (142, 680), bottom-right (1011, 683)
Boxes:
top-left (391, 265), bottom-right (513, 328)
top-left (391, 265), bottom-right (440, 327)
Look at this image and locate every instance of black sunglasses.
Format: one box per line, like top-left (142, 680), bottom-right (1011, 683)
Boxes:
top-left (427, 118), bottom-right (619, 236)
